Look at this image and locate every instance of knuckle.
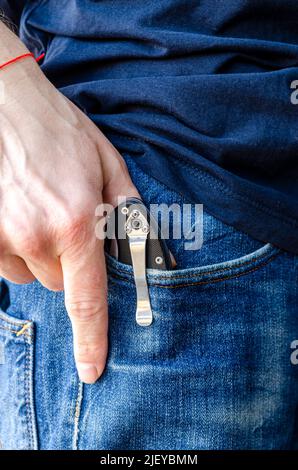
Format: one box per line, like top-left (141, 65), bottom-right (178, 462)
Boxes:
top-left (17, 231), bottom-right (45, 258)
top-left (0, 239), bottom-right (7, 255)
top-left (58, 211), bottom-right (94, 249)
top-left (66, 299), bottom-right (106, 323)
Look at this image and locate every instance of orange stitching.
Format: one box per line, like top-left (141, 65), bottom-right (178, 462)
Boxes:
top-left (108, 252), bottom-right (279, 289)
top-left (16, 323), bottom-right (32, 337)
top-left (0, 324), bottom-right (31, 337)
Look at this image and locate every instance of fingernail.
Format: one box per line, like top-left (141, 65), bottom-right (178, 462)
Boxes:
top-left (77, 363), bottom-right (99, 384)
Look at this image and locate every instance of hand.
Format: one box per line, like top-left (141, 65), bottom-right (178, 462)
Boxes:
top-left (0, 56), bottom-right (139, 383)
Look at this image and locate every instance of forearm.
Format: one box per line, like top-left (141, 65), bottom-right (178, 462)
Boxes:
top-left (0, 20), bottom-right (28, 61)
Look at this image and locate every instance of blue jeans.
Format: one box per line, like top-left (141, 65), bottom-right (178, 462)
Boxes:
top-left (0, 155), bottom-right (297, 450)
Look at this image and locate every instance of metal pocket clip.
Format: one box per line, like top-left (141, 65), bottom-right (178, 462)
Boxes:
top-left (124, 207), bottom-right (153, 327)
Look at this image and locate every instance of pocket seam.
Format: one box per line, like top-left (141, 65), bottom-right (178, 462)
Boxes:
top-left (0, 325), bottom-right (32, 340)
top-left (0, 324), bottom-right (19, 335)
top-left (114, 245), bottom-right (278, 280)
top-left (0, 310), bottom-right (32, 327)
top-left (24, 341), bottom-right (36, 450)
top-left (107, 245), bottom-right (280, 288)
top-left (0, 314), bottom-right (33, 340)
top-left (111, 251), bottom-right (279, 288)
top-left (0, 311), bottom-right (38, 449)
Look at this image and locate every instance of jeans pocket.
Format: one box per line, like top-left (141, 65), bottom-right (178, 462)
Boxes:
top-left (102, 242), bottom-right (293, 450)
top-left (106, 241), bottom-right (279, 289)
top-left (106, 240), bottom-right (280, 364)
top-left (79, 156), bottom-right (289, 449)
top-left (0, 309), bottom-right (38, 450)
top-left (101, 223), bottom-right (288, 450)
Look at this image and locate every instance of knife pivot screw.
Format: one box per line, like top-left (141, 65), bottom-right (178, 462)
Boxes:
top-left (132, 209), bottom-right (140, 218)
top-left (132, 218), bottom-right (142, 230)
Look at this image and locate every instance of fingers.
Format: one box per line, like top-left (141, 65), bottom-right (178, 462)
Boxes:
top-left (0, 254), bottom-right (36, 284)
top-left (25, 257), bottom-right (63, 291)
top-left (3, 230), bottom-right (64, 291)
top-left (0, 252), bottom-right (64, 291)
top-left (99, 143), bottom-right (140, 207)
top-left (61, 234), bottom-right (108, 384)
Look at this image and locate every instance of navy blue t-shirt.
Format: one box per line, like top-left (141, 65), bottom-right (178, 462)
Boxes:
top-left (2, 1), bottom-right (298, 253)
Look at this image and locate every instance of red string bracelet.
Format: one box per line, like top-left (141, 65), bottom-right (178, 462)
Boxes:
top-left (0, 52), bottom-right (45, 71)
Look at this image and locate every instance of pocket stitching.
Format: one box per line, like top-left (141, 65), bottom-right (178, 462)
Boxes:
top-left (0, 324), bottom-right (32, 338)
top-left (24, 341), bottom-right (34, 449)
top-left (0, 315), bottom-right (38, 449)
top-left (0, 324), bottom-right (33, 343)
top-left (108, 249), bottom-right (280, 288)
top-left (111, 245), bottom-right (278, 281)
top-left (0, 324), bottom-right (18, 334)
top-left (0, 311), bottom-right (32, 327)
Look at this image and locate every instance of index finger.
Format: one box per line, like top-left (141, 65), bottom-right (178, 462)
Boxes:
top-left (61, 236), bottom-right (108, 384)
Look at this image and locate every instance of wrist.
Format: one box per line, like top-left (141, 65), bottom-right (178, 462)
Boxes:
top-left (0, 21), bottom-right (49, 112)
top-left (0, 57), bottom-right (49, 114)
top-left (0, 54), bottom-right (81, 138)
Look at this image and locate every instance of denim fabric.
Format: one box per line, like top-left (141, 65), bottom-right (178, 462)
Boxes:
top-left (1, 0), bottom-right (298, 252)
top-left (0, 155), bottom-right (297, 450)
